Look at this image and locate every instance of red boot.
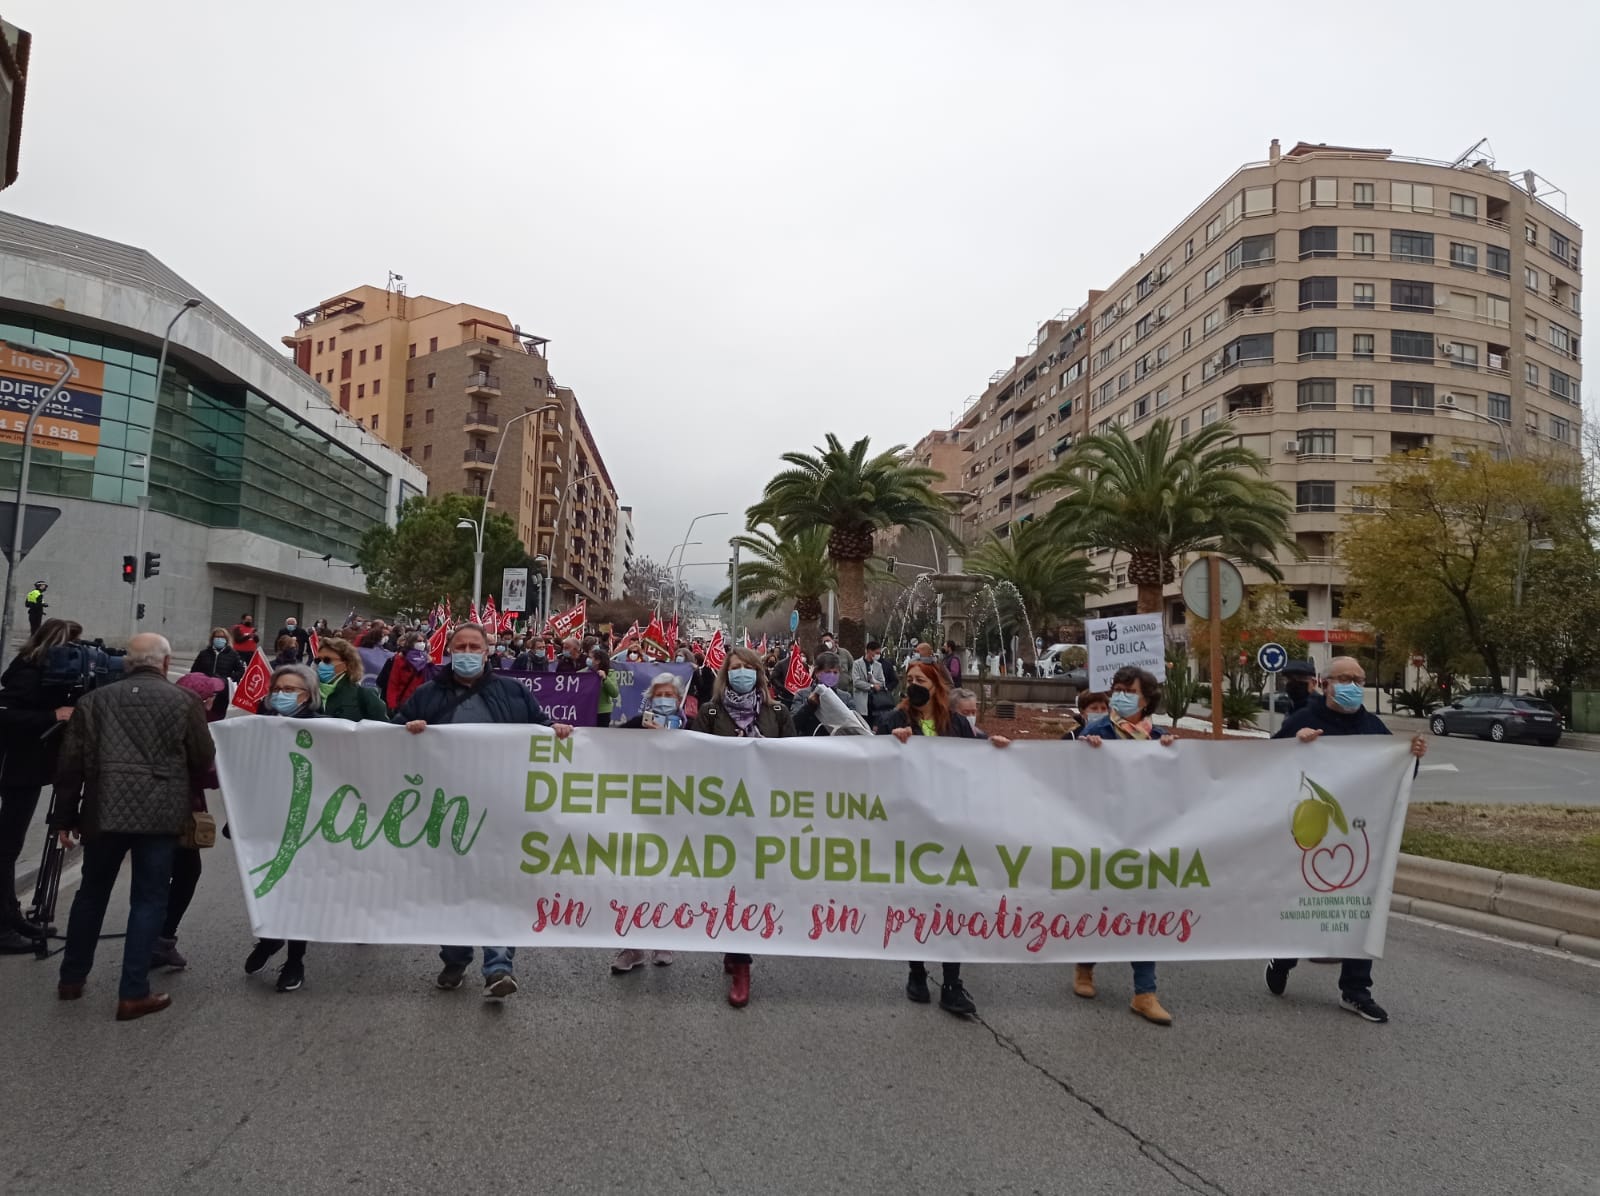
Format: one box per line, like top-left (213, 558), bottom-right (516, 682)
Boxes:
top-left (727, 962), bottom-right (751, 1007)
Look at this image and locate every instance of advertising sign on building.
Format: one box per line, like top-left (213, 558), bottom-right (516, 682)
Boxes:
top-left (501, 567), bottom-right (529, 613)
top-left (0, 343), bottom-right (104, 456)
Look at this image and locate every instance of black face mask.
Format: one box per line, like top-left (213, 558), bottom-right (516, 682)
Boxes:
top-left (907, 683), bottom-right (932, 708)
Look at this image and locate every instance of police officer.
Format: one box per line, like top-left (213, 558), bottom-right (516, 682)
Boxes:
top-left (25, 581), bottom-right (46, 633)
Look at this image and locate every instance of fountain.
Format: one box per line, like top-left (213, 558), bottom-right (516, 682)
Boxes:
top-left (885, 572), bottom-right (938, 650)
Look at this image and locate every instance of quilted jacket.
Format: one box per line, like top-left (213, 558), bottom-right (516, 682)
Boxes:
top-left (52, 666), bottom-right (217, 837)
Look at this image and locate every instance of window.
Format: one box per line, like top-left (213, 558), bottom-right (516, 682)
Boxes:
top-left (1118, 370), bottom-right (1130, 393)
top-left (1243, 185), bottom-right (1273, 215)
top-left (358, 348), bottom-right (368, 365)
top-left (1182, 326), bottom-right (1193, 349)
top-left (1391, 381), bottom-right (1435, 411)
top-left (1392, 182), bottom-right (1433, 213)
top-left (1353, 232), bottom-right (1375, 258)
top-left (371, 413), bottom-right (379, 430)
top-left (424, 408), bottom-right (435, 424)
top-left (428, 336), bottom-right (439, 353)
top-left (356, 383), bottom-right (365, 398)
top-left (404, 413), bottom-right (413, 429)
top-left (316, 339), bottom-right (324, 354)
top-left (1549, 322), bottom-right (1574, 356)
top-left (1485, 295), bottom-right (1509, 325)
top-left (338, 382), bottom-right (349, 409)
top-left (1298, 328), bottom-right (1336, 359)
top-left (1449, 342), bottom-right (1479, 369)
top-left (1525, 265), bottom-right (1539, 290)
top-left (408, 343), bottom-right (416, 358)
top-left (1180, 417), bottom-right (1191, 436)
top-left (372, 379), bottom-right (381, 396)
top-left (1353, 282), bottom-right (1375, 308)
top-left (1297, 379), bottom-right (1336, 410)
top-left (405, 378), bottom-right (415, 394)
top-left (1222, 333), bottom-right (1274, 367)
top-left (422, 444), bottom-right (432, 460)
top-left (1180, 372), bottom-right (1190, 395)
top-left (1525, 314), bottom-right (1538, 341)
top-left (1296, 481), bottom-right (1336, 512)
top-left (1391, 280), bottom-right (1434, 312)
top-left (1391, 330), bottom-right (1433, 361)
top-left (1154, 386), bottom-right (1170, 408)
top-left (1299, 277), bottom-right (1337, 309)
top-left (1449, 193), bottom-right (1478, 221)
top-left (1550, 369), bottom-right (1574, 400)
top-left (1352, 383), bottom-right (1375, 408)
top-left (1299, 178), bottom-right (1336, 208)
top-left (1299, 429), bottom-right (1336, 457)
top-left (1487, 393), bottom-right (1510, 422)
top-left (1183, 283), bottom-right (1194, 306)
top-left (1201, 404), bottom-right (1218, 427)
top-left (1391, 230), bottom-right (1433, 262)
top-left (1551, 415), bottom-right (1572, 444)
top-left (1525, 223), bottom-right (1538, 245)
top-left (1184, 238), bottom-right (1194, 261)
top-left (1353, 182), bottom-right (1375, 208)
top-left (1206, 213), bottom-right (1225, 243)
top-left (1120, 330), bottom-right (1135, 353)
top-left (373, 344), bottom-right (383, 361)
top-left (1486, 245), bottom-right (1510, 277)
top-left (1226, 233), bottom-right (1275, 271)
top-left (1550, 230), bottom-right (1571, 259)
top-left (426, 372), bottom-right (436, 389)
top-left (1352, 434), bottom-right (1375, 461)
top-left (1445, 291), bottom-right (1477, 319)
top-left (1450, 242), bottom-right (1478, 270)
top-left (1353, 333), bottom-right (1375, 358)
top-left (1526, 362), bottom-right (1539, 388)
top-left (328, 337), bottom-right (335, 352)
top-left (1134, 394), bottom-right (1151, 420)
top-left (1203, 307), bottom-right (1222, 335)
top-left (1299, 226), bottom-right (1337, 259)
top-left (1205, 261), bottom-right (1223, 289)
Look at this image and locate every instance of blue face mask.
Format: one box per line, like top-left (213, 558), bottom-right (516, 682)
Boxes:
top-left (728, 668), bottom-right (758, 694)
top-left (315, 662), bottom-right (337, 684)
top-left (650, 697), bottom-right (680, 717)
top-left (1110, 691), bottom-right (1141, 718)
top-left (267, 691), bottom-right (302, 715)
top-left (212, 637), bottom-right (227, 651)
top-left (1332, 682), bottom-right (1364, 710)
top-left (451, 652), bottom-right (484, 679)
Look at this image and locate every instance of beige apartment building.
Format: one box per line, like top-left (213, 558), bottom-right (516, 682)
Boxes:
top-left (947, 139), bottom-right (1582, 663)
top-left (283, 285), bottom-right (620, 608)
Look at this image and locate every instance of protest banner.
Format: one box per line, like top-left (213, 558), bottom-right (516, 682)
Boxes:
top-left (610, 660), bottom-right (695, 724)
top-left (213, 720), bottom-right (1414, 963)
top-left (499, 669), bottom-right (601, 726)
top-left (1085, 613), bottom-right (1167, 692)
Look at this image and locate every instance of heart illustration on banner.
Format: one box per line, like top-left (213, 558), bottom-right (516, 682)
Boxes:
top-left (1309, 842), bottom-right (1356, 890)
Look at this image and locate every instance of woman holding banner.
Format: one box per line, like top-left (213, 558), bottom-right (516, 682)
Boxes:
top-left (883, 657), bottom-right (1011, 1018)
top-left (690, 646), bottom-right (796, 1007)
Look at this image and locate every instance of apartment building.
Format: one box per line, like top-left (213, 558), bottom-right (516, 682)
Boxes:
top-left (283, 285), bottom-right (620, 606)
top-left (612, 505), bottom-right (635, 600)
top-left (953, 139), bottom-right (1582, 661)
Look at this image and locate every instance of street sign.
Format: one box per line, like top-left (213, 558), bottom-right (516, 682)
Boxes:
top-left (1180, 556), bottom-right (1243, 620)
top-left (0, 501), bottom-right (61, 565)
top-left (501, 567), bottom-right (529, 613)
top-left (789, 610), bottom-right (799, 632)
top-left (1257, 642), bottom-right (1289, 674)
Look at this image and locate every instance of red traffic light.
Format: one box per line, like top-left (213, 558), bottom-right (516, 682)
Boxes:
top-left (122, 554), bottom-right (137, 584)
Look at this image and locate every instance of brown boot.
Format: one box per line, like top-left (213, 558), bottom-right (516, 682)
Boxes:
top-left (1130, 992), bottom-right (1173, 1025)
top-left (115, 993), bottom-right (172, 1022)
top-left (1072, 964), bottom-right (1096, 999)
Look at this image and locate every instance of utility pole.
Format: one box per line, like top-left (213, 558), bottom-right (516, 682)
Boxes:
top-left (728, 539), bottom-right (741, 644)
top-left (0, 347), bottom-right (73, 664)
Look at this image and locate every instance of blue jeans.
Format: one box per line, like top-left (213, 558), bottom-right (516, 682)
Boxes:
top-left (60, 832), bottom-right (177, 1000)
top-left (1086, 960), bottom-right (1157, 994)
top-left (440, 945), bottom-right (515, 977)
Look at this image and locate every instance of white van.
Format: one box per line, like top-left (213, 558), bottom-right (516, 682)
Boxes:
top-left (1037, 643), bottom-right (1086, 678)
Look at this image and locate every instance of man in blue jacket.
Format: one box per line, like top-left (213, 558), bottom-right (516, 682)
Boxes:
top-left (1267, 655), bottom-right (1426, 1024)
top-left (398, 623), bottom-right (573, 1000)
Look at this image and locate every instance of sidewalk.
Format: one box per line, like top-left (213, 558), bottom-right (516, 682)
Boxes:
top-left (1378, 711), bottom-right (1600, 752)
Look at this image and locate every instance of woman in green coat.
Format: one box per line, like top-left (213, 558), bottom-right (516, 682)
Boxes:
top-left (314, 637), bottom-right (389, 721)
top-left (590, 647), bottom-right (620, 727)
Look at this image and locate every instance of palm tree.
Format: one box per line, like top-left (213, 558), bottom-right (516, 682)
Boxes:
top-left (966, 520), bottom-right (1107, 665)
top-left (747, 435), bottom-right (954, 653)
top-left (715, 526), bottom-right (837, 653)
top-left (1029, 418), bottom-right (1297, 614)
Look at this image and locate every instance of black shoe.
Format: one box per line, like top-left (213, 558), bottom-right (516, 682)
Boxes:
top-left (1265, 959), bottom-right (1291, 997)
top-left (5, 905), bottom-right (44, 938)
top-left (436, 963), bottom-right (468, 990)
top-left (1340, 993), bottom-right (1389, 1023)
top-left (939, 980), bottom-right (976, 1017)
top-left (244, 941), bottom-right (280, 976)
top-left (0, 928), bottom-right (36, 954)
top-left (905, 970), bottom-right (930, 1004)
top-left (275, 960), bottom-right (304, 993)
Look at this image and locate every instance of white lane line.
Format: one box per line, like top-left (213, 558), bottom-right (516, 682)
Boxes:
top-left (1417, 763), bottom-right (1459, 773)
top-left (1394, 911), bottom-right (1600, 969)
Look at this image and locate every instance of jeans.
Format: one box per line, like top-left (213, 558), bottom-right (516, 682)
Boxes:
top-left (162, 847), bottom-right (202, 939)
top-left (61, 833), bottom-right (177, 1000)
top-left (1271, 956), bottom-right (1374, 998)
top-left (0, 785), bottom-right (43, 912)
top-left (440, 944), bottom-right (515, 977)
top-left (1082, 961), bottom-right (1158, 993)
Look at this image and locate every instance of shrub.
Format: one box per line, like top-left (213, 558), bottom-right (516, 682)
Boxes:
top-left (1393, 685), bottom-right (1444, 716)
top-left (1164, 655), bottom-right (1201, 722)
top-left (1222, 687), bottom-right (1261, 729)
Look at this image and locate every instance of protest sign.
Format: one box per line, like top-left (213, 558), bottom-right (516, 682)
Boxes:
top-left (500, 669), bottom-right (600, 726)
top-left (1085, 613), bottom-right (1167, 692)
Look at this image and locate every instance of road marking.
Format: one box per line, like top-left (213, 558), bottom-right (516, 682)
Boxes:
top-left (1417, 763), bottom-right (1459, 773)
top-left (1395, 911), bottom-right (1600, 969)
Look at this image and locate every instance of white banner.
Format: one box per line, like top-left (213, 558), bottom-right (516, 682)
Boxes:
top-left (501, 568), bottom-right (529, 613)
top-left (1085, 613), bottom-right (1167, 692)
top-left (212, 719), bottom-right (1414, 963)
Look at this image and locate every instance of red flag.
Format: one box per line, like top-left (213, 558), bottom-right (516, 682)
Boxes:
top-left (544, 599), bottom-right (587, 642)
top-left (704, 629), bottom-right (726, 671)
top-left (427, 622), bottom-right (450, 665)
top-left (615, 620), bottom-right (642, 652)
top-left (307, 629), bottom-right (321, 661)
top-left (482, 597), bottom-right (499, 634)
top-left (742, 629), bottom-right (751, 649)
top-left (642, 612), bottom-right (668, 661)
top-left (500, 608), bottom-right (517, 634)
top-left (231, 649), bottom-right (272, 714)
top-left (783, 642), bottom-right (812, 694)
top-left (469, 600), bottom-right (481, 626)
top-left (664, 617), bottom-right (679, 655)
top-left (759, 634), bottom-right (769, 656)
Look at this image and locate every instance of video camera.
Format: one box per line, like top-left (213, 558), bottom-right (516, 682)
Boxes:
top-left (42, 639), bottom-right (125, 698)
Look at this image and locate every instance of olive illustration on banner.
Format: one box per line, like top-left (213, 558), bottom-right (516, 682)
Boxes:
top-left (1289, 773), bottom-right (1347, 850)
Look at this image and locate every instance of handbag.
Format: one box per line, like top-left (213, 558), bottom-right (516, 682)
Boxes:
top-left (180, 811), bottom-right (217, 850)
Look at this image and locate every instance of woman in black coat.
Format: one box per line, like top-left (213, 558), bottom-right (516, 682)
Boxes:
top-left (189, 625), bottom-right (245, 720)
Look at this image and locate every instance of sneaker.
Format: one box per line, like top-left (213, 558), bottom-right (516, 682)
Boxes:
top-left (610, 948), bottom-right (649, 974)
top-left (1340, 993), bottom-right (1389, 1023)
top-left (939, 980), bottom-right (976, 1017)
top-left (484, 973), bottom-right (518, 1000)
top-left (275, 960), bottom-right (304, 993)
top-left (650, 951), bottom-right (675, 966)
top-left (244, 941), bottom-right (280, 976)
top-left (436, 963), bottom-right (468, 990)
top-left (905, 970), bottom-right (931, 1004)
top-left (1265, 959), bottom-right (1291, 997)
top-left (151, 937), bottom-right (188, 971)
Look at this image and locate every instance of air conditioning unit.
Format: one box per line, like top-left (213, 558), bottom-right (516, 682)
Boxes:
top-left (1438, 341), bottom-right (1455, 356)
top-left (1283, 439), bottom-right (1302, 454)
top-left (1440, 393), bottom-right (1458, 407)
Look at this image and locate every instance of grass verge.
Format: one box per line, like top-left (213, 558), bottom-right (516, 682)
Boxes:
top-left (1402, 802), bottom-right (1600, 890)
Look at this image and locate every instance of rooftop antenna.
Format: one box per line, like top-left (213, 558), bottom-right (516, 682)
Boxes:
top-left (1449, 137), bottom-right (1494, 169)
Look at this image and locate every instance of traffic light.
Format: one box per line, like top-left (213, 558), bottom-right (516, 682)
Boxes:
top-left (136, 603), bottom-right (146, 620)
top-left (143, 551), bottom-right (161, 579)
top-left (121, 555), bottom-right (136, 584)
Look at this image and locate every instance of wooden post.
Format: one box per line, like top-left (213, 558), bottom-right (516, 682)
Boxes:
top-left (1208, 553), bottom-right (1224, 740)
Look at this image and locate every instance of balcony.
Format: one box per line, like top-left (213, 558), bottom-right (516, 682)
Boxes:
top-left (463, 448), bottom-right (496, 470)
top-left (463, 410), bottom-right (499, 432)
top-left (467, 371), bottom-right (501, 398)
top-left (1225, 381), bottom-right (1271, 416)
top-left (468, 342), bottom-right (502, 364)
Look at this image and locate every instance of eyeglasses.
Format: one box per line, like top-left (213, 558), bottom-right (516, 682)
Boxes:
top-left (271, 685), bottom-right (307, 696)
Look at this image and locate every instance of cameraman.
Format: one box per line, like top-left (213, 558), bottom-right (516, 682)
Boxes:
top-left (0, 619), bottom-right (82, 950)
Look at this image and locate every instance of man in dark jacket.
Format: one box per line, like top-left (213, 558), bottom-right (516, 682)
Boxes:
top-left (53, 633), bottom-right (216, 1021)
top-left (554, 636), bottom-right (585, 674)
top-left (396, 623), bottom-right (573, 999)
top-left (276, 617), bottom-right (310, 663)
top-left (514, 636), bottom-right (550, 673)
top-left (1267, 655), bottom-right (1426, 1025)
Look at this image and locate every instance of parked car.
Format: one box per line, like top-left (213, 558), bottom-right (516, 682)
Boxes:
top-left (1428, 695), bottom-right (1563, 745)
top-left (1037, 643), bottom-right (1086, 678)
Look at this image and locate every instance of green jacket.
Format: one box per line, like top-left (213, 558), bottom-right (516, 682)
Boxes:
top-left (597, 669), bottom-right (620, 714)
top-left (322, 676), bottom-right (388, 722)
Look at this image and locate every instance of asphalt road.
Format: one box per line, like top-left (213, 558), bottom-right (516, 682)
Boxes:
top-left (1392, 717), bottom-right (1600, 808)
top-left (2, 835), bottom-right (1597, 1196)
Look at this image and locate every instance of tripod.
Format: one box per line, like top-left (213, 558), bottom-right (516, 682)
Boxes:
top-left (25, 794), bottom-right (70, 960)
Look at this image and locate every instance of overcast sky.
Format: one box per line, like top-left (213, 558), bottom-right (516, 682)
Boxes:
top-left (6, 0), bottom-right (1596, 597)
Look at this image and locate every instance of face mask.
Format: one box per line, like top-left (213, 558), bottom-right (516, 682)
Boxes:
top-left (286, 622), bottom-right (297, 631)
top-left (1110, 691), bottom-right (1141, 717)
top-left (816, 670), bottom-right (840, 688)
top-left (451, 653), bottom-right (484, 679)
top-left (404, 648), bottom-right (427, 668)
top-left (650, 697), bottom-right (680, 717)
top-left (267, 691), bottom-right (302, 715)
top-left (212, 637), bottom-right (226, 651)
top-left (822, 641), bottom-right (834, 650)
top-left (728, 668), bottom-right (758, 694)
top-left (906, 682), bottom-right (932, 708)
top-left (1332, 682), bottom-right (1364, 710)
top-left (315, 662), bottom-right (338, 684)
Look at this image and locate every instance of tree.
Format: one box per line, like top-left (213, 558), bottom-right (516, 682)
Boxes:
top-left (1186, 582), bottom-right (1310, 689)
top-left (1494, 540), bottom-right (1600, 709)
top-left (747, 435), bottom-right (954, 654)
top-left (965, 520), bottom-right (1106, 665)
top-left (357, 494), bottom-right (530, 619)
top-left (715, 526), bottom-right (836, 654)
top-left (1030, 418), bottom-right (1297, 614)
top-left (623, 556), bottom-right (674, 608)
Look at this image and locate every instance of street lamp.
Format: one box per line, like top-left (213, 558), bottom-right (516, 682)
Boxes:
top-left (0, 347), bottom-right (74, 664)
top-left (1509, 536), bottom-right (1556, 695)
top-left (130, 297), bottom-right (202, 637)
top-left (468, 401), bottom-right (559, 610)
top-left (673, 512), bottom-right (726, 624)
top-left (1439, 398), bottom-right (1513, 458)
top-left (533, 553), bottom-right (552, 625)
